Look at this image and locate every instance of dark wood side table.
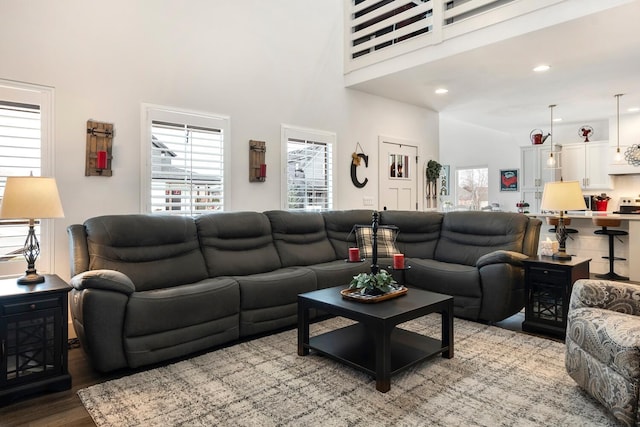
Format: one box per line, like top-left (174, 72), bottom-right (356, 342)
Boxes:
top-left (522, 256), bottom-right (590, 339)
top-left (0, 274), bottom-right (72, 404)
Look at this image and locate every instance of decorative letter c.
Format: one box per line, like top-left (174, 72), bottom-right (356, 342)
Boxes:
top-left (350, 153), bottom-right (368, 188)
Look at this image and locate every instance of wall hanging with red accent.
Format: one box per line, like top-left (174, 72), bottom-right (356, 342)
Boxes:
top-left (249, 140), bottom-right (266, 182)
top-left (85, 120), bottom-right (113, 176)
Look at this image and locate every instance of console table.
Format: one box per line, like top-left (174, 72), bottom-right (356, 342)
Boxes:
top-left (0, 274), bottom-right (72, 403)
top-left (522, 256), bottom-right (590, 338)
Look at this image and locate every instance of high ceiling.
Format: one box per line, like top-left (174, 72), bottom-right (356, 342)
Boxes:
top-left (347, 1), bottom-right (640, 135)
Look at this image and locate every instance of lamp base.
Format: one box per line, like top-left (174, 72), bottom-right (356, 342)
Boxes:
top-left (17, 271), bottom-right (45, 285)
top-left (552, 251), bottom-right (572, 261)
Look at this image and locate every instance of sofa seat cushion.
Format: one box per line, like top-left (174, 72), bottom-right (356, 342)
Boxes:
top-left (406, 258), bottom-right (480, 298)
top-left (567, 307), bottom-right (640, 382)
top-left (123, 277), bottom-right (240, 368)
top-left (125, 277), bottom-right (239, 337)
top-left (306, 259), bottom-right (370, 290)
top-left (405, 258), bottom-right (481, 319)
top-left (235, 267), bottom-right (317, 337)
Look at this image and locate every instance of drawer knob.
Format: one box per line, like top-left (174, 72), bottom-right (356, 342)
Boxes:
top-left (30, 304), bottom-right (36, 310)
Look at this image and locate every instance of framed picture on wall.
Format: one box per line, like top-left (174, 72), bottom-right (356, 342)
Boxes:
top-left (500, 169), bottom-right (519, 191)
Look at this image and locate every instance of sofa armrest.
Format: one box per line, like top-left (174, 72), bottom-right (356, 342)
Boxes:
top-left (476, 250), bottom-right (528, 269)
top-left (70, 269), bottom-right (135, 295)
top-left (570, 279), bottom-right (640, 316)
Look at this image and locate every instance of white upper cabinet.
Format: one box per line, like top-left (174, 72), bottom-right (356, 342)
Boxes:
top-left (520, 144), bottom-right (562, 212)
top-left (560, 141), bottom-right (612, 190)
top-left (521, 145), bottom-right (561, 190)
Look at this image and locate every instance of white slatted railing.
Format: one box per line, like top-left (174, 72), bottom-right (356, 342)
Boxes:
top-left (345, 0), bottom-right (565, 72)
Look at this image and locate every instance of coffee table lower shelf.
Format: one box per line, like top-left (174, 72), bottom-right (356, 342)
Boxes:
top-left (306, 323), bottom-right (446, 378)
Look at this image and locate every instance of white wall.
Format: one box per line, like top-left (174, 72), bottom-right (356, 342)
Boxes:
top-left (0, 0), bottom-right (439, 280)
top-left (439, 115), bottom-right (522, 211)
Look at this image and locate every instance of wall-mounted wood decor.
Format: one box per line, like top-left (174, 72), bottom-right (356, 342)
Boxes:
top-left (249, 140), bottom-right (266, 182)
top-left (85, 120), bottom-right (113, 176)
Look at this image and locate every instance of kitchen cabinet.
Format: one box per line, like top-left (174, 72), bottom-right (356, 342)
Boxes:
top-left (609, 144), bottom-right (640, 175)
top-left (561, 141), bottom-right (612, 190)
top-left (520, 145), bottom-right (562, 212)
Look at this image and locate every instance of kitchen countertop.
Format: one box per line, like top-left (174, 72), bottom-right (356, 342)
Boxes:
top-left (529, 212), bottom-right (640, 221)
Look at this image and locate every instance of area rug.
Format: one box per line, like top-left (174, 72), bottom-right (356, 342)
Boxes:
top-left (78, 315), bottom-right (617, 426)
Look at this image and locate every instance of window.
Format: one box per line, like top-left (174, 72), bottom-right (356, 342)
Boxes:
top-left (282, 125), bottom-right (335, 211)
top-left (142, 105), bottom-right (230, 215)
top-left (455, 166), bottom-right (488, 210)
top-left (0, 81), bottom-right (54, 277)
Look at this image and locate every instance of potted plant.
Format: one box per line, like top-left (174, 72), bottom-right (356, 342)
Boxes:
top-left (348, 269), bottom-right (398, 296)
top-left (426, 160), bottom-right (442, 208)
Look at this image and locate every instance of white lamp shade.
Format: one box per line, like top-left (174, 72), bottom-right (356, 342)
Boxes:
top-left (540, 180), bottom-right (587, 212)
top-left (0, 176), bottom-right (65, 219)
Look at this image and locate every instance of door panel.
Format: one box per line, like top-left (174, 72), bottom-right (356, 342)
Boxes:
top-left (379, 137), bottom-right (418, 211)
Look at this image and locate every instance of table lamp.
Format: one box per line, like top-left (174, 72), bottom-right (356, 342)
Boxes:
top-left (540, 180), bottom-right (587, 260)
top-left (0, 176), bottom-right (64, 284)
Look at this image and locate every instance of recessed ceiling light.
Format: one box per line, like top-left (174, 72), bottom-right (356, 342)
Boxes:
top-left (434, 88), bottom-right (448, 95)
top-left (628, 107), bottom-right (640, 113)
top-left (533, 65), bottom-right (550, 72)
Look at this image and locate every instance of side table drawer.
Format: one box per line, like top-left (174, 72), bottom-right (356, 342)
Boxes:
top-left (2, 297), bottom-right (61, 315)
top-left (528, 267), bottom-right (567, 286)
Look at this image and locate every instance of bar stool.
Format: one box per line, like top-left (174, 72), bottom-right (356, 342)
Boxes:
top-left (546, 217), bottom-right (578, 240)
top-left (592, 217), bottom-right (629, 281)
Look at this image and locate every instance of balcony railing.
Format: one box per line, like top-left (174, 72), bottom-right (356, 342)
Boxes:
top-left (344, 0), bottom-right (565, 73)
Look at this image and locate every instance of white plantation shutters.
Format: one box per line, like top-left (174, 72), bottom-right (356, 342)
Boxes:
top-left (145, 107), bottom-right (229, 215)
top-left (0, 102), bottom-right (41, 266)
top-left (283, 126), bottom-right (335, 211)
top-left (0, 80), bottom-right (54, 277)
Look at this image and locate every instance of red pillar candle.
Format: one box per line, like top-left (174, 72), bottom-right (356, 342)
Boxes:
top-left (393, 253), bottom-right (405, 269)
top-left (348, 247), bottom-right (360, 262)
top-left (259, 163), bottom-right (267, 178)
top-left (97, 150), bottom-right (108, 169)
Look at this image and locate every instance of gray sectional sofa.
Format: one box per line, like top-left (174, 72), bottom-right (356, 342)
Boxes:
top-left (68, 209), bottom-right (541, 372)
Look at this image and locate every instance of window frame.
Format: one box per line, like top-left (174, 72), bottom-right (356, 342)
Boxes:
top-left (454, 165), bottom-right (489, 210)
top-left (0, 80), bottom-right (55, 278)
top-left (281, 124), bottom-right (336, 211)
top-left (140, 104), bottom-right (231, 214)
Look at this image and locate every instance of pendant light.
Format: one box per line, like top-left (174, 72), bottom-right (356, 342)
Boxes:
top-left (615, 94), bottom-right (623, 162)
top-left (546, 104), bottom-right (557, 167)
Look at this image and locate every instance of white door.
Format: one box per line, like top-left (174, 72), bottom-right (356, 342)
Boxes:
top-left (379, 137), bottom-right (418, 211)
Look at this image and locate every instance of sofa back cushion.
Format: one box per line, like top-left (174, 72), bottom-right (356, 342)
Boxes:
top-left (434, 211), bottom-right (529, 266)
top-left (196, 211), bottom-right (282, 277)
top-left (83, 214), bottom-right (208, 291)
top-left (322, 210), bottom-right (374, 260)
top-left (379, 211), bottom-right (443, 259)
top-left (265, 210), bottom-right (337, 267)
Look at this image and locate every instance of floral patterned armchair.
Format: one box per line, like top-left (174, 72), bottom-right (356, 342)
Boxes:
top-left (565, 279), bottom-right (640, 426)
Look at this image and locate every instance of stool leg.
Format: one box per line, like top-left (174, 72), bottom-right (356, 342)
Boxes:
top-left (595, 234), bottom-right (629, 281)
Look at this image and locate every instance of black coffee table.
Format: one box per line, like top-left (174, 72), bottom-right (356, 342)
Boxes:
top-left (297, 285), bottom-right (454, 392)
